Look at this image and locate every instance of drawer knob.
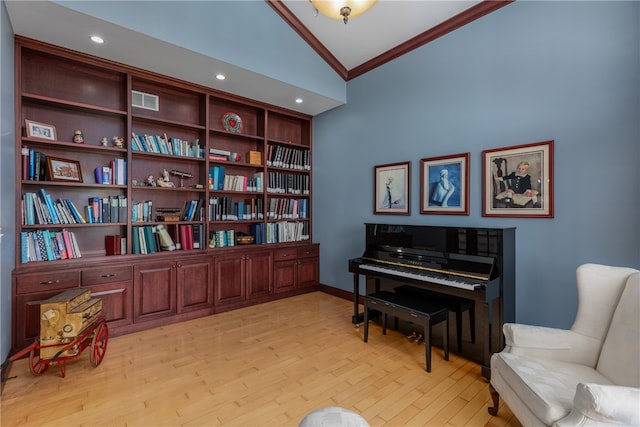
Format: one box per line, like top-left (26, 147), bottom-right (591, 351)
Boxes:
top-left (101, 274), bottom-right (116, 278)
top-left (40, 279), bottom-right (60, 285)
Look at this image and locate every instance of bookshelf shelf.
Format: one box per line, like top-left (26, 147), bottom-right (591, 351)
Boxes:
top-left (12, 36), bottom-right (318, 353)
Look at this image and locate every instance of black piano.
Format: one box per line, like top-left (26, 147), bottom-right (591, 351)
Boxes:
top-left (349, 223), bottom-right (515, 379)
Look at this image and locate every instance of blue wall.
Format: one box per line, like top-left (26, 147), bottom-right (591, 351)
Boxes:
top-left (313, 1), bottom-right (640, 328)
top-left (0, 0), bottom-right (15, 362)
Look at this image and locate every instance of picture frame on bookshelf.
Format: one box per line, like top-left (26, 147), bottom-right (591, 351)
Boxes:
top-left (25, 120), bottom-right (57, 141)
top-left (420, 152), bottom-right (469, 215)
top-left (374, 161), bottom-right (410, 215)
top-left (482, 140), bottom-right (554, 218)
top-left (47, 156), bottom-right (83, 183)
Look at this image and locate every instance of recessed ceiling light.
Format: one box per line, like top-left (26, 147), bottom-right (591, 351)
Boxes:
top-left (295, 98), bottom-right (303, 104)
top-left (215, 74), bottom-right (226, 81)
top-left (90, 35), bottom-right (104, 44)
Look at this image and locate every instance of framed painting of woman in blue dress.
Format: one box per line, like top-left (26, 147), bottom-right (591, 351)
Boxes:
top-left (420, 153), bottom-right (469, 215)
top-left (374, 161), bottom-right (410, 215)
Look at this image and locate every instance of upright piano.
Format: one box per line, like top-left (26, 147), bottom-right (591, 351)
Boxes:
top-left (349, 223), bottom-right (515, 379)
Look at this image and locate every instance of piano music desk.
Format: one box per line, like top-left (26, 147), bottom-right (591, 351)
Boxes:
top-left (363, 291), bottom-right (449, 372)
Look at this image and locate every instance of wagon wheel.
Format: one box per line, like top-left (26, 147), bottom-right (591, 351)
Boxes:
top-left (29, 344), bottom-right (49, 376)
top-left (89, 322), bottom-right (109, 367)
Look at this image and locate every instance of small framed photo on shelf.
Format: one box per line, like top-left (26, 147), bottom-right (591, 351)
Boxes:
top-left (420, 152), bottom-right (469, 215)
top-left (25, 120), bottom-right (57, 141)
top-left (374, 161), bottom-right (410, 215)
top-left (47, 156), bottom-right (83, 183)
top-left (482, 140), bottom-right (553, 218)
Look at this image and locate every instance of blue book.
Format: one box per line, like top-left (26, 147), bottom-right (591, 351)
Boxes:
top-left (65, 199), bottom-right (85, 223)
top-left (217, 166), bottom-right (226, 190)
top-left (21, 232), bottom-right (29, 263)
top-left (29, 149), bottom-right (35, 180)
top-left (39, 189), bottom-right (60, 224)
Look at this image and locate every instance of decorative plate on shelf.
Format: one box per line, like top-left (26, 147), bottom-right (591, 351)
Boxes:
top-left (222, 112), bottom-right (242, 133)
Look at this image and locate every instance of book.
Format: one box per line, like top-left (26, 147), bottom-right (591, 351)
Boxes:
top-left (20, 231), bottom-right (29, 263)
top-left (143, 226), bottom-right (157, 253)
top-left (105, 235), bottom-right (122, 255)
top-left (131, 226), bottom-right (141, 254)
top-left (62, 229), bottom-right (74, 259)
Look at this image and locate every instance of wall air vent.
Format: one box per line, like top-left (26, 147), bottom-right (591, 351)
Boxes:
top-left (132, 90), bottom-right (159, 111)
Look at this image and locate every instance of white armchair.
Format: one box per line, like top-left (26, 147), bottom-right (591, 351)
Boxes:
top-left (488, 263), bottom-right (640, 426)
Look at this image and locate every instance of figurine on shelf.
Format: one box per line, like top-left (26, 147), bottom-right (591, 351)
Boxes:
top-left (100, 137), bottom-right (109, 147)
top-left (146, 175), bottom-right (156, 187)
top-left (73, 129), bottom-right (84, 144)
top-left (112, 136), bottom-right (124, 148)
top-left (156, 169), bottom-right (175, 188)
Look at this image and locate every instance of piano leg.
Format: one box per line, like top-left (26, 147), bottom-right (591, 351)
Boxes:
top-left (352, 272), bottom-right (364, 324)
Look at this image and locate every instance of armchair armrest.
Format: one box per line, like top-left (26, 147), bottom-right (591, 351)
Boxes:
top-left (553, 383), bottom-right (640, 427)
top-left (503, 323), bottom-right (601, 366)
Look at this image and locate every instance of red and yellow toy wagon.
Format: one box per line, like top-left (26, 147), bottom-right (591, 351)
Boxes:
top-left (11, 288), bottom-right (108, 378)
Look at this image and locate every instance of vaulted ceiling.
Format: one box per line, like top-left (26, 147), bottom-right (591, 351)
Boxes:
top-left (5, 0), bottom-right (511, 115)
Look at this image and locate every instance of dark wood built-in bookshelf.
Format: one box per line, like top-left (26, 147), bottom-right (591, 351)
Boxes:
top-left (12, 37), bottom-right (318, 353)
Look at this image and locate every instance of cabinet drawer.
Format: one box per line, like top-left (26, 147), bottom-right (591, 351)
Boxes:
top-left (297, 245), bottom-right (319, 259)
top-left (15, 271), bottom-right (80, 294)
top-left (273, 248), bottom-right (297, 262)
top-left (82, 266), bottom-right (132, 285)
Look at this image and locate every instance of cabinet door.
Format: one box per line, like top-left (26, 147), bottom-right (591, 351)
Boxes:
top-left (274, 260), bottom-right (296, 293)
top-left (297, 256), bottom-right (319, 289)
top-left (86, 281), bottom-right (133, 329)
top-left (176, 257), bottom-right (213, 313)
top-left (134, 261), bottom-right (176, 322)
top-left (214, 255), bottom-right (245, 306)
top-left (246, 251), bottom-right (272, 300)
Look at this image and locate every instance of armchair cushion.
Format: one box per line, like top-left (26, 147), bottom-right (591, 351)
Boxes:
top-left (503, 324), bottom-right (601, 367)
top-left (493, 353), bottom-right (614, 425)
top-left (554, 383), bottom-right (640, 426)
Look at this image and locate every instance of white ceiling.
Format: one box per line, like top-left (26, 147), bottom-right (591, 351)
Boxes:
top-left (5, 0), bottom-right (501, 116)
top-left (281, 0), bottom-right (482, 71)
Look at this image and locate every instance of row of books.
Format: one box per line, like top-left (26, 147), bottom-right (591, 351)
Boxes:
top-left (209, 148), bottom-right (236, 162)
top-left (265, 221), bottom-right (310, 243)
top-left (266, 198), bottom-right (309, 220)
top-left (23, 189), bottom-right (81, 225)
top-left (22, 148), bottom-right (47, 181)
top-left (209, 166), bottom-right (263, 193)
top-left (20, 229), bottom-right (81, 263)
top-left (266, 172), bottom-right (310, 195)
top-left (208, 197), bottom-right (263, 221)
top-left (131, 223), bottom-right (206, 254)
top-left (87, 195), bottom-right (127, 223)
top-left (266, 145), bottom-right (310, 171)
top-left (94, 160), bottom-right (127, 186)
top-left (131, 132), bottom-right (204, 158)
top-left (208, 229), bottom-right (236, 248)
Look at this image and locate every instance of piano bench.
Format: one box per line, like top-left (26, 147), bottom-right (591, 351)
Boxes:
top-left (363, 291), bottom-right (449, 373)
top-left (395, 285), bottom-right (475, 353)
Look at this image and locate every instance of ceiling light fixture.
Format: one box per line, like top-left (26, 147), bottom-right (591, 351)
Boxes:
top-left (310, 0), bottom-right (377, 24)
top-left (215, 74), bottom-right (226, 81)
top-left (90, 35), bottom-right (104, 44)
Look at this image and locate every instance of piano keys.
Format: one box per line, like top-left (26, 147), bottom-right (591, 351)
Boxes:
top-left (349, 223), bottom-right (515, 379)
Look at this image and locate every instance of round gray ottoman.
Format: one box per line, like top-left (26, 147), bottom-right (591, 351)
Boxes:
top-left (298, 406), bottom-right (369, 427)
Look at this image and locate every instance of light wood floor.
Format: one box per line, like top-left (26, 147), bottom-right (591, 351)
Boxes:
top-left (2, 292), bottom-right (522, 427)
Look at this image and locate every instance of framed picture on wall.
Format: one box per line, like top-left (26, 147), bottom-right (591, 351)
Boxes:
top-left (482, 140), bottom-right (553, 218)
top-left (420, 152), bottom-right (469, 215)
top-left (374, 161), bottom-right (410, 215)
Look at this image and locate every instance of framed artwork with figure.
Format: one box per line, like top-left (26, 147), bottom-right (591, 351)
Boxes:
top-left (420, 152), bottom-right (469, 215)
top-left (374, 161), bottom-right (410, 215)
top-left (482, 140), bottom-right (553, 218)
